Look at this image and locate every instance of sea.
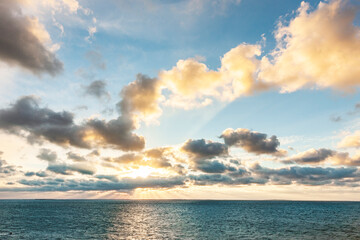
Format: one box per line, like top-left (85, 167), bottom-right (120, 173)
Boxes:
top-left (0, 200), bottom-right (359, 239)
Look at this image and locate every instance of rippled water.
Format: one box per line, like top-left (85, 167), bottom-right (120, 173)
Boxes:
top-left (0, 200), bottom-right (359, 239)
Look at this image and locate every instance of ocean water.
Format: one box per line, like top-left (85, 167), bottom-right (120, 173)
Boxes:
top-left (0, 200), bottom-right (359, 239)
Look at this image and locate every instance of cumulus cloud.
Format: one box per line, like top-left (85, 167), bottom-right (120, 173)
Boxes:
top-left (83, 80), bottom-right (110, 100)
top-left (0, 96), bottom-right (89, 148)
top-left (331, 152), bottom-right (360, 167)
top-left (118, 74), bottom-right (163, 121)
top-left (86, 116), bottom-right (145, 151)
top-left (0, 0), bottom-right (63, 75)
top-left (159, 44), bottom-right (264, 108)
top-left (182, 139), bottom-right (228, 159)
top-left (156, 0), bottom-right (360, 110)
top-left (181, 139), bottom-right (234, 173)
top-left (220, 128), bottom-right (286, 156)
top-left (0, 96), bottom-right (145, 151)
top-left (259, 0), bottom-right (360, 92)
top-left (338, 131), bottom-right (360, 148)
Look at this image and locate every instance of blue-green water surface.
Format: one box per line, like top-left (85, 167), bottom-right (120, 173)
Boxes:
top-left (0, 200), bottom-right (359, 239)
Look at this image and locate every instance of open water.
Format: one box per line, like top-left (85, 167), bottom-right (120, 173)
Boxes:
top-left (0, 200), bottom-right (359, 239)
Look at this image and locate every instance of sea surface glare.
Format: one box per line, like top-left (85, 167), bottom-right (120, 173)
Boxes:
top-left (0, 200), bottom-right (359, 239)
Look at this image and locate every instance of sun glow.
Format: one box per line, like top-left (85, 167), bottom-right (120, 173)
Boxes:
top-left (125, 166), bottom-right (155, 178)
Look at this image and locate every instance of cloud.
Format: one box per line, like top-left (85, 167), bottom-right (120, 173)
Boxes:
top-left (283, 148), bottom-right (336, 164)
top-left (157, 0), bottom-right (360, 110)
top-left (0, 96), bottom-right (89, 148)
top-left (0, 96), bottom-right (145, 151)
top-left (47, 162), bottom-right (96, 175)
top-left (194, 160), bottom-right (233, 174)
top-left (24, 171), bottom-right (48, 177)
top-left (220, 128), bottom-right (286, 156)
top-left (338, 131), bottom-right (360, 148)
top-left (181, 139), bottom-right (234, 173)
top-left (159, 58), bottom-right (222, 105)
top-left (86, 116), bottom-right (145, 151)
top-left (85, 26), bottom-right (97, 42)
top-left (0, 0), bottom-right (63, 75)
top-left (0, 159), bottom-right (17, 177)
top-left (104, 153), bottom-right (143, 165)
top-left (104, 147), bottom-right (176, 170)
top-left (252, 164), bottom-right (359, 186)
top-left (118, 74), bottom-right (163, 121)
top-left (37, 148), bottom-right (57, 162)
top-left (182, 139), bottom-right (228, 159)
top-left (331, 152), bottom-right (360, 167)
top-left (189, 173), bottom-right (266, 186)
top-left (83, 80), bottom-right (110, 100)
top-left (281, 147), bottom-right (360, 167)
top-left (67, 152), bottom-right (86, 162)
top-left (12, 176), bottom-right (186, 192)
top-left (259, 0), bottom-right (360, 93)
top-left (159, 44), bottom-right (264, 108)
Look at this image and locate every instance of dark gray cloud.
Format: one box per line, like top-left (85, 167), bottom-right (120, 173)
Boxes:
top-left (47, 163), bottom-right (96, 175)
top-left (0, 96), bottom-right (145, 151)
top-left (0, 96), bottom-right (73, 129)
top-left (283, 148), bottom-right (335, 164)
top-left (83, 80), bottom-right (110, 100)
top-left (37, 148), bottom-right (57, 162)
top-left (182, 139), bottom-right (228, 159)
top-left (0, 0), bottom-right (63, 75)
top-left (181, 139), bottom-right (232, 173)
top-left (0, 96), bottom-right (89, 148)
top-left (220, 128), bottom-right (285, 155)
top-left (87, 116), bottom-right (145, 151)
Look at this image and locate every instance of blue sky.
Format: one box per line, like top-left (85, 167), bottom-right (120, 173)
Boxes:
top-left (0, 0), bottom-right (360, 200)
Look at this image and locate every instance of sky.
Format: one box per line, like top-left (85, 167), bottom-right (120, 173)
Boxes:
top-left (0, 0), bottom-right (360, 200)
